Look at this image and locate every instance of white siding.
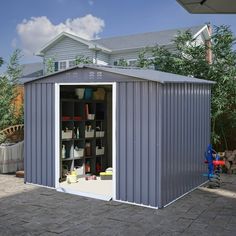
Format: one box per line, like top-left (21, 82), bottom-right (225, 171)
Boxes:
top-left (44, 37), bottom-right (95, 62)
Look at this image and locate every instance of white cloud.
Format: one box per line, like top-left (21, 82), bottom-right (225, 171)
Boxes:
top-left (88, 0), bottom-right (94, 6)
top-left (16, 15), bottom-right (105, 56)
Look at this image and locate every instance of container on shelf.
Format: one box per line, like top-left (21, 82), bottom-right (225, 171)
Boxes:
top-left (84, 88), bottom-right (93, 100)
top-left (67, 174), bottom-right (77, 183)
top-left (85, 161), bottom-right (91, 173)
top-left (96, 131), bottom-right (105, 137)
top-left (62, 130), bottom-right (73, 139)
top-left (87, 114), bottom-right (95, 120)
top-left (100, 172), bottom-right (112, 180)
top-left (93, 88), bottom-right (105, 100)
top-left (85, 130), bottom-right (94, 138)
top-left (75, 88), bottom-right (85, 99)
top-left (74, 116), bottom-right (83, 121)
top-left (62, 145), bottom-right (66, 159)
top-left (96, 146), bottom-right (105, 155)
top-left (62, 116), bottom-right (73, 121)
top-left (74, 148), bottom-right (84, 158)
top-left (74, 166), bottom-right (84, 177)
top-left (85, 142), bottom-right (92, 156)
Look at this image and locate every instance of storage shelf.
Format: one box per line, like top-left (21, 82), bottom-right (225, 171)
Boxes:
top-left (62, 157), bottom-right (84, 161)
top-left (61, 98), bottom-right (105, 103)
top-left (60, 89), bottom-right (107, 178)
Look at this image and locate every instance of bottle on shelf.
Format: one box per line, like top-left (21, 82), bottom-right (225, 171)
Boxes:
top-left (76, 127), bottom-right (80, 139)
top-left (96, 161), bottom-right (101, 173)
top-left (73, 126), bottom-right (77, 138)
top-left (85, 161), bottom-right (91, 173)
top-left (70, 144), bottom-right (74, 158)
top-left (85, 142), bottom-right (91, 156)
top-left (62, 145), bottom-right (66, 159)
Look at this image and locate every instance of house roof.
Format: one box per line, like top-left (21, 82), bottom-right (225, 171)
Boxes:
top-left (177, 0), bottom-right (236, 14)
top-left (36, 25), bottom-right (210, 55)
top-left (22, 62), bottom-right (43, 77)
top-left (36, 32), bottom-right (112, 56)
top-left (24, 64), bottom-right (215, 85)
top-left (18, 62), bottom-right (44, 84)
top-left (92, 25), bottom-right (209, 52)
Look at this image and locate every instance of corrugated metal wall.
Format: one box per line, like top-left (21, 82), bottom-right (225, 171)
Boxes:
top-left (24, 83), bottom-right (55, 187)
top-left (161, 83), bottom-right (211, 206)
top-left (116, 81), bottom-right (163, 208)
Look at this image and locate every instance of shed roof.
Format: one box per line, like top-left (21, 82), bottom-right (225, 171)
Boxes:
top-left (24, 64), bottom-right (215, 85)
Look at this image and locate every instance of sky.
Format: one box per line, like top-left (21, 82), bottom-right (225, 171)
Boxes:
top-left (1, 0), bottom-right (236, 68)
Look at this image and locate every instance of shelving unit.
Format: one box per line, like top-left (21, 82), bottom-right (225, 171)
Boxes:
top-left (59, 93), bottom-right (107, 182)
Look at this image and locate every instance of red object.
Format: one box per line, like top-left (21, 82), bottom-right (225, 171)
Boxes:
top-left (84, 104), bottom-right (89, 120)
top-left (96, 162), bottom-right (101, 173)
top-left (85, 162), bottom-right (91, 173)
top-left (74, 116), bottom-right (82, 121)
top-left (85, 175), bottom-right (97, 180)
top-left (213, 160), bottom-right (225, 166)
top-left (62, 116), bottom-right (71, 121)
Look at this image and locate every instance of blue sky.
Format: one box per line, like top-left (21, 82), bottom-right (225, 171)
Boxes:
top-left (1, 0), bottom-right (236, 66)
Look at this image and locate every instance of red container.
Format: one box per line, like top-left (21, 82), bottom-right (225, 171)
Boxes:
top-left (213, 160), bottom-right (225, 166)
top-left (74, 116), bottom-right (82, 121)
top-left (62, 116), bottom-right (71, 121)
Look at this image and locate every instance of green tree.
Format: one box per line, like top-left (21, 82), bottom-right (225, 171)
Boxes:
top-left (46, 57), bottom-right (55, 75)
top-left (0, 49), bottom-right (23, 130)
top-left (136, 49), bottom-right (150, 68)
top-left (115, 58), bottom-right (128, 67)
top-left (75, 55), bottom-right (92, 65)
top-left (0, 57), bottom-right (3, 66)
top-left (138, 25), bottom-right (236, 149)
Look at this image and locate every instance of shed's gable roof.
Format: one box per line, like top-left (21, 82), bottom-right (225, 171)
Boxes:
top-left (36, 25), bottom-right (210, 56)
top-left (24, 64), bottom-right (215, 85)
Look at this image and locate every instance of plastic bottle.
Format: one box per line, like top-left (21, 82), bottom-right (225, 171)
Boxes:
top-left (62, 145), bottom-right (66, 159)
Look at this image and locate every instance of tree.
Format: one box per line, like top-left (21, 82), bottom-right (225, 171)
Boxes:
top-left (0, 57), bottom-right (3, 67)
top-left (46, 57), bottom-right (55, 75)
top-left (75, 55), bottom-right (92, 65)
top-left (0, 49), bottom-right (23, 130)
top-left (115, 58), bottom-right (128, 67)
top-left (136, 49), bottom-right (150, 68)
top-left (138, 25), bottom-right (236, 149)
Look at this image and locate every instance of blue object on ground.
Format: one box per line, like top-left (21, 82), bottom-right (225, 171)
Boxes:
top-left (205, 144), bottom-right (214, 178)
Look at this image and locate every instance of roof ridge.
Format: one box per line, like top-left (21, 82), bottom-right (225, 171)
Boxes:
top-left (92, 24), bottom-right (205, 41)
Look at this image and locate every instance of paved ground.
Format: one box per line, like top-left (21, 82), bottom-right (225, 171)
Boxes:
top-left (0, 174), bottom-right (236, 236)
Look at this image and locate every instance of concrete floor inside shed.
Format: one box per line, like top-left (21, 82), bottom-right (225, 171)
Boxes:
top-left (58, 177), bottom-right (113, 201)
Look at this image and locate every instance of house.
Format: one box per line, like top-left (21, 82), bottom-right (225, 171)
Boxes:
top-left (35, 24), bottom-right (211, 74)
top-left (24, 64), bottom-right (214, 208)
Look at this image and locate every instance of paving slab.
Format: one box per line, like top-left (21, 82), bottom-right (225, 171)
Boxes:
top-left (0, 174), bottom-right (236, 235)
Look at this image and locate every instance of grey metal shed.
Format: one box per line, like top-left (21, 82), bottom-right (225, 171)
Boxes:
top-left (24, 65), bottom-right (214, 208)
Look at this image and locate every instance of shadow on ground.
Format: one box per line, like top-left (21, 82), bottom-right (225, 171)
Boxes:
top-left (0, 174), bottom-right (236, 236)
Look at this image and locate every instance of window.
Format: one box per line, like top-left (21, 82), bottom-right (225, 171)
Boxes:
top-left (127, 59), bottom-right (137, 67)
top-left (59, 61), bottom-right (67, 70)
top-left (54, 62), bottom-right (58, 72)
top-left (69, 60), bottom-right (76, 68)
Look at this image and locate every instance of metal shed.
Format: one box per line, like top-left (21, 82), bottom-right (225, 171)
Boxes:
top-left (24, 65), bottom-right (214, 208)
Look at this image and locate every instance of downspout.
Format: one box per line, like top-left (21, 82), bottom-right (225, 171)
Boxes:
top-left (206, 24), bottom-right (212, 64)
